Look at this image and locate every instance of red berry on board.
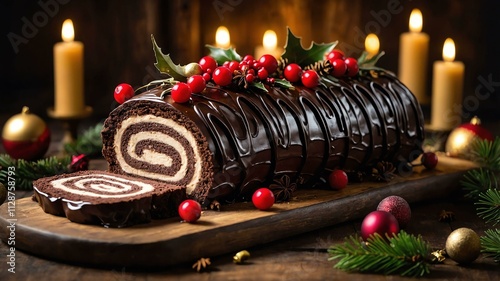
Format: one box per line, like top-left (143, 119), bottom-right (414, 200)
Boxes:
top-left (301, 70), bottom-right (320, 88)
top-left (171, 82), bottom-right (192, 103)
top-left (213, 67), bottom-right (233, 86)
top-left (361, 210), bottom-right (400, 241)
top-left (178, 199), bottom-right (202, 223)
top-left (114, 83), bottom-right (134, 104)
top-left (245, 73), bottom-right (255, 83)
top-left (257, 68), bottom-right (269, 80)
top-left (377, 196), bottom-right (411, 229)
top-left (421, 152), bottom-right (438, 170)
top-left (344, 57), bottom-right (359, 77)
top-left (328, 169), bottom-right (348, 190)
top-left (258, 54), bottom-right (278, 74)
top-left (252, 188), bottom-right (275, 210)
top-left (199, 56), bottom-right (217, 73)
top-left (331, 59), bottom-right (347, 78)
top-left (242, 55), bottom-right (254, 62)
top-left (284, 63), bottom-right (302, 83)
top-left (326, 50), bottom-right (345, 63)
top-left (228, 61), bottom-right (240, 73)
top-left (187, 75), bottom-right (206, 94)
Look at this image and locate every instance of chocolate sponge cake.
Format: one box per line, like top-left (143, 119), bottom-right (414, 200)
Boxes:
top-left (33, 170), bottom-right (185, 227)
top-left (102, 69), bottom-right (424, 203)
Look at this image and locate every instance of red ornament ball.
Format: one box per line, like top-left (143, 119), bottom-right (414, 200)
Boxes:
top-left (376, 196), bottom-right (411, 229)
top-left (178, 199), bottom-right (202, 223)
top-left (2, 107), bottom-right (51, 160)
top-left (446, 116), bottom-right (494, 160)
top-left (301, 70), bottom-right (320, 88)
top-left (252, 187), bottom-right (275, 210)
top-left (361, 210), bottom-right (400, 240)
top-left (114, 83), bottom-right (134, 104)
top-left (171, 82), bottom-right (192, 103)
top-left (328, 169), bottom-right (348, 190)
top-left (421, 152), bottom-right (438, 170)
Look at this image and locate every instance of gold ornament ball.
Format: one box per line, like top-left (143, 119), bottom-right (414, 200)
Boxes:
top-left (445, 227), bottom-right (481, 264)
top-left (446, 116), bottom-right (493, 160)
top-left (182, 62), bottom-right (203, 77)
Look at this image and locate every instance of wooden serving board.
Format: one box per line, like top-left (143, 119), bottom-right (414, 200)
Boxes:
top-left (0, 155), bottom-right (476, 268)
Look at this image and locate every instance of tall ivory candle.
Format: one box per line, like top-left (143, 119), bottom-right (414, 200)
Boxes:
top-left (398, 9), bottom-right (429, 104)
top-left (215, 26), bottom-right (231, 49)
top-left (54, 19), bottom-right (84, 117)
top-left (431, 38), bottom-right (465, 131)
top-left (255, 30), bottom-right (283, 59)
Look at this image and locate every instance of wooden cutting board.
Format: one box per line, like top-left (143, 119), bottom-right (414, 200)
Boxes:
top-left (0, 155), bottom-right (476, 268)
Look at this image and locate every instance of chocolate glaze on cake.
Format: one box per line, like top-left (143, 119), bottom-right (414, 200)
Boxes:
top-left (102, 70), bottom-right (424, 203)
top-left (32, 170), bottom-right (185, 227)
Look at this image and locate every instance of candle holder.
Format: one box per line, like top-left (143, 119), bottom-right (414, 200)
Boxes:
top-left (47, 106), bottom-right (93, 148)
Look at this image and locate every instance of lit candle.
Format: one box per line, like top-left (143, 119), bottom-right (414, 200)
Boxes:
top-left (398, 9), bottom-right (430, 104)
top-left (53, 19), bottom-right (84, 117)
top-left (364, 33), bottom-right (380, 59)
top-left (431, 38), bottom-right (465, 131)
top-left (254, 30), bottom-right (283, 59)
top-left (215, 26), bottom-right (231, 49)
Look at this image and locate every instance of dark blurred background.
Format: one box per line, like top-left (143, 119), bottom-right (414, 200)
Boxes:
top-left (1, 0), bottom-right (499, 135)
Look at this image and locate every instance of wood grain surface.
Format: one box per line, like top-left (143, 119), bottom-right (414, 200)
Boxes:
top-left (0, 155), bottom-right (476, 268)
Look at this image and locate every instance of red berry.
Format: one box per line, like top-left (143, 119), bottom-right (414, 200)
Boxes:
top-left (178, 199), bottom-right (202, 223)
top-left (213, 67), bottom-right (233, 86)
top-left (223, 61), bottom-right (230, 68)
top-left (187, 75), bottom-right (206, 94)
top-left (361, 211), bottom-right (400, 241)
top-left (326, 50), bottom-right (345, 63)
top-left (171, 82), bottom-right (192, 103)
top-left (240, 64), bottom-right (249, 73)
top-left (199, 56), bottom-right (217, 73)
top-left (228, 61), bottom-right (240, 73)
top-left (284, 63), bottom-right (302, 83)
top-left (258, 54), bottom-right (278, 74)
top-left (331, 59), bottom-right (347, 78)
top-left (267, 77), bottom-right (275, 84)
top-left (202, 72), bottom-right (211, 82)
top-left (257, 68), bottom-right (268, 80)
top-left (301, 70), bottom-right (320, 88)
top-left (344, 57), bottom-right (359, 77)
top-left (114, 83), bottom-right (134, 104)
top-left (247, 69), bottom-right (255, 75)
top-left (421, 152), bottom-right (438, 170)
top-left (242, 55), bottom-right (254, 62)
top-left (245, 73), bottom-right (254, 83)
top-left (328, 169), bottom-right (348, 190)
top-left (252, 188), bottom-right (275, 210)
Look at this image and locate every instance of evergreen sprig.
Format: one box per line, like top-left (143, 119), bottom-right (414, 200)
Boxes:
top-left (471, 137), bottom-right (500, 170)
top-left (461, 168), bottom-right (498, 199)
top-left (476, 189), bottom-right (500, 225)
top-left (481, 229), bottom-right (500, 262)
top-left (64, 122), bottom-right (103, 157)
top-left (328, 231), bottom-right (431, 277)
top-left (0, 154), bottom-right (71, 190)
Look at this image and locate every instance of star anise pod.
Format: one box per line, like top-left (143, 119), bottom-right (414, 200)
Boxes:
top-left (192, 257), bottom-right (211, 272)
top-left (232, 70), bottom-right (249, 89)
top-left (439, 210), bottom-right (455, 222)
top-left (370, 161), bottom-right (396, 182)
top-left (269, 175), bottom-right (297, 202)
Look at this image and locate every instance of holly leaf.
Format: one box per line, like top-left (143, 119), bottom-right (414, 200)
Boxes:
top-left (274, 78), bottom-right (295, 90)
top-left (250, 81), bottom-right (268, 92)
top-left (282, 28), bottom-right (337, 67)
top-left (358, 50), bottom-right (385, 68)
top-left (205, 45), bottom-right (242, 65)
top-left (151, 35), bottom-right (186, 81)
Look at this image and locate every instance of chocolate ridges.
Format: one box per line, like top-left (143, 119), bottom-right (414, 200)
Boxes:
top-left (32, 170), bottom-right (186, 227)
top-left (102, 70), bottom-right (424, 203)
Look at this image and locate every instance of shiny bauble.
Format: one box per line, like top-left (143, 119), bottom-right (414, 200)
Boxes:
top-left (361, 210), bottom-right (400, 241)
top-left (182, 62), bottom-right (203, 77)
top-left (2, 107), bottom-right (51, 160)
top-left (445, 227), bottom-right (481, 264)
top-left (377, 196), bottom-right (411, 229)
top-left (446, 116), bottom-right (493, 160)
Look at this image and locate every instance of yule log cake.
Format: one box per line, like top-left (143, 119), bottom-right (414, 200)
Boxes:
top-left (102, 30), bottom-right (425, 205)
top-left (33, 171), bottom-right (185, 227)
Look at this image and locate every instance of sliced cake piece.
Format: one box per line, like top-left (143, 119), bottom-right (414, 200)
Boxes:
top-left (32, 170), bottom-right (185, 228)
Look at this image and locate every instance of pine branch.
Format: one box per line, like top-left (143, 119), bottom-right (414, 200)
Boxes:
top-left (476, 189), bottom-right (500, 225)
top-left (461, 168), bottom-right (498, 199)
top-left (327, 231), bottom-right (431, 277)
top-left (64, 122), bottom-right (103, 157)
top-left (0, 154), bottom-right (71, 190)
top-left (481, 229), bottom-right (500, 262)
top-left (472, 137), bottom-right (500, 171)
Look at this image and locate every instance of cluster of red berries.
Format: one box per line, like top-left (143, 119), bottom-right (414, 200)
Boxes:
top-left (326, 50), bottom-right (359, 78)
top-left (283, 63), bottom-right (320, 88)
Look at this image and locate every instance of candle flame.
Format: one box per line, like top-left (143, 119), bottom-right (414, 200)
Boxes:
top-left (364, 33), bottom-right (380, 56)
top-left (263, 30), bottom-right (278, 50)
top-left (442, 38), bottom-right (456, 62)
top-left (215, 26), bottom-right (230, 48)
top-left (409, 9), bottom-right (423, 32)
top-left (61, 19), bottom-right (75, 42)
